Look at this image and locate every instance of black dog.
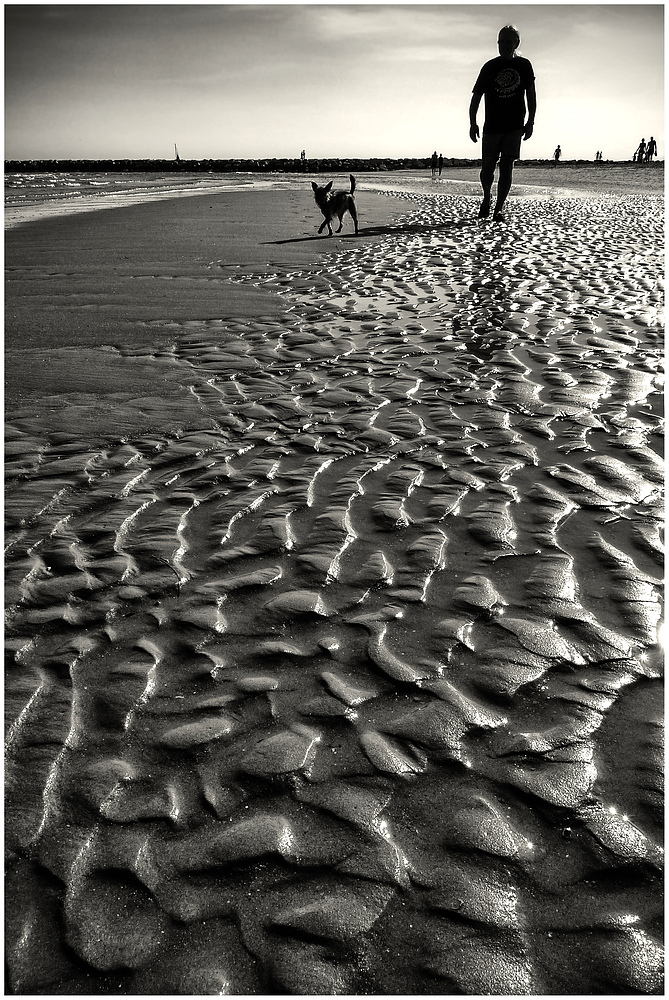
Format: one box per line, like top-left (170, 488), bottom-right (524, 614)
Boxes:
top-left (311, 175), bottom-right (359, 236)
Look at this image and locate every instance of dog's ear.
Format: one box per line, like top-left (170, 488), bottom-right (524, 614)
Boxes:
top-left (324, 181), bottom-right (333, 193)
top-left (311, 182), bottom-right (319, 192)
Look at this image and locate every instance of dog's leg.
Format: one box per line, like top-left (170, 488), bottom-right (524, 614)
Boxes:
top-left (350, 203), bottom-right (359, 235)
top-left (318, 219), bottom-right (328, 234)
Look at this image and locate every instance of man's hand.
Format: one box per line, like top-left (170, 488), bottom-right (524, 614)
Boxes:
top-left (523, 121), bottom-right (534, 140)
top-left (469, 123), bottom-right (480, 143)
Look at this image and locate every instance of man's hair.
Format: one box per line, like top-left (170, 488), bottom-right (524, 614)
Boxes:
top-left (498, 24), bottom-right (521, 48)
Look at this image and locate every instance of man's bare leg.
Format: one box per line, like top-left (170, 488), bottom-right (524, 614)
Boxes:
top-left (493, 155), bottom-right (515, 220)
top-left (479, 155), bottom-right (497, 218)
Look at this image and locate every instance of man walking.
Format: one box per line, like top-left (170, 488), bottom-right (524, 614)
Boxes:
top-left (469, 24), bottom-right (536, 221)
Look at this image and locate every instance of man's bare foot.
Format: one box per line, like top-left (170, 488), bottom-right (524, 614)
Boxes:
top-left (493, 209), bottom-right (506, 222)
top-left (478, 200), bottom-right (490, 219)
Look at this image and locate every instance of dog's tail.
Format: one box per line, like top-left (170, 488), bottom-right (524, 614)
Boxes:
top-left (349, 175), bottom-right (356, 195)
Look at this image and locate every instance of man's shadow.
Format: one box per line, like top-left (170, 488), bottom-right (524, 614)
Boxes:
top-left (263, 217), bottom-right (475, 246)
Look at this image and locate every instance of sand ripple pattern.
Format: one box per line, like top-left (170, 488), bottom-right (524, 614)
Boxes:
top-left (5, 192), bottom-right (664, 994)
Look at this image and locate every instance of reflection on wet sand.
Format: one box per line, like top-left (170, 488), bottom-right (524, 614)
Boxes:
top-left (5, 184), bottom-right (664, 994)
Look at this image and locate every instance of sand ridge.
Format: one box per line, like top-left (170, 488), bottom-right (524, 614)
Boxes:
top-left (4, 182), bottom-right (665, 994)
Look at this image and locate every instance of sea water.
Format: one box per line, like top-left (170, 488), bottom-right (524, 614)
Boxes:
top-left (4, 170), bottom-right (314, 229)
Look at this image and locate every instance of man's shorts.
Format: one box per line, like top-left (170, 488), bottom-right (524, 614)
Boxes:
top-left (482, 129), bottom-right (523, 161)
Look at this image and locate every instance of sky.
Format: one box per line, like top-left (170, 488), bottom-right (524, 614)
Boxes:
top-left (4, 3), bottom-right (664, 162)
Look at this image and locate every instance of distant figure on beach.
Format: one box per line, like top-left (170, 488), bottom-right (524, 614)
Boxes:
top-left (645, 136), bottom-right (657, 162)
top-left (635, 138), bottom-right (646, 163)
top-left (469, 24), bottom-right (536, 222)
top-left (431, 150), bottom-right (438, 178)
top-left (438, 153), bottom-right (443, 176)
top-left (553, 145), bottom-right (561, 163)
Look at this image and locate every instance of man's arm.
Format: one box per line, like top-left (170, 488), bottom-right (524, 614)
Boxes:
top-left (523, 82), bottom-right (536, 140)
top-left (469, 92), bottom-right (482, 142)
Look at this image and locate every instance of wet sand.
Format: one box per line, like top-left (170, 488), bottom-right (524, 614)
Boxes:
top-left (5, 186), bottom-right (411, 409)
top-left (5, 171), bottom-right (664, 994)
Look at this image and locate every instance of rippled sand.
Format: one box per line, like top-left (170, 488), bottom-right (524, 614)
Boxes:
top-left (5, 183), bottom-right (664, 994)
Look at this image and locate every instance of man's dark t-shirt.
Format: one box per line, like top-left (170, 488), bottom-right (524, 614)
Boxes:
top-left (473, 56), bottom-right (535, 134)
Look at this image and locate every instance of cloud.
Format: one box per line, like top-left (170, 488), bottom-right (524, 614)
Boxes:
top-left (4, 4), bottom-right (664, 161)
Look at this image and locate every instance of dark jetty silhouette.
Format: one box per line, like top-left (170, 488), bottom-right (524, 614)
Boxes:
top-left (5, 156), bottom-right (663, 173)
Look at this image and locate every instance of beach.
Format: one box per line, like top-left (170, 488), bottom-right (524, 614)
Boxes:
top-left (5, 166), bottom-right (664, 995)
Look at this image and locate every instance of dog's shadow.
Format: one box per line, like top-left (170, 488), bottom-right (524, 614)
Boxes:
top-left (263, 217), bottom-right (476, 246)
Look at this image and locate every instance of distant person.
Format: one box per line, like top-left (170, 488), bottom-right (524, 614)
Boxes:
top-left (553, 144), bottom-right (561, 163)
top-left (438, 153), bottom-right (443, 176)
top-left (431, 150), bottom-right (438, 178)
top-left (635, 138), bottom-right (646, 163)
top-left (645, 136), bottom-right (657, 162)
top-left (469, 24), bottom-right (536, 221)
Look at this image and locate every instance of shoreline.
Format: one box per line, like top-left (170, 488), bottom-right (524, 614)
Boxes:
top-left (6, 164), bottom-right (664, 230)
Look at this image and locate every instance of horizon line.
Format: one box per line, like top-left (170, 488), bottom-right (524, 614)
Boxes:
top-left (5, 156), bottom-right (663, 166)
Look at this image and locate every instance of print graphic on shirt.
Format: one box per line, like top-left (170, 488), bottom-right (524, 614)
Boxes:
top-left (495, 68), bottom-right (521, 98)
